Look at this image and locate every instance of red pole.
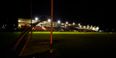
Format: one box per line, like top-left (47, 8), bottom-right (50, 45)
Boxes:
top-left (50, 0), bottom-right (53, 53)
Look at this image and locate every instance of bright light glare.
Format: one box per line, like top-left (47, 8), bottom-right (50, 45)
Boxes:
top-left (48, 19), bottom-right (51, 22)
top-left (95, 27), bottom-right (99, 31)
top-left (43, 21), bottom-right (47, 24)
top-left (68, 24), bottom-right (71, 26)
top-left (78, 23), bottom-right (81, 26)
top-left (83, 26), bottom-right (86, 29)
top-left (73, 22), bottom-right (75, 25)
top-left (79, 25), bottom-right (82, 28)
top-left (66, 21), bottom-right (68, 24)
top-left (35, 17), bottom-right (39, 21)
top-left (90, 25), bottom-right (93, 29)
top-left (32, 20), bottom-right (37, 23)
top-left (57, 20), bottom-right (61, 24)
top-left (18, 20), bottom-right (21, 22)
top-left (87, 25), bottom-right (90, 29)
top-left (18, 24), bottom-right (21, 28)
top-left (61, 23), bottom-right (64, 25)
top-left (92, 27), bottom-right (96, 30)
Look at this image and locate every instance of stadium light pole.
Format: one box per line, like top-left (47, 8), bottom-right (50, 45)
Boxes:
top-left (50, 0), bottom-right (54, 53)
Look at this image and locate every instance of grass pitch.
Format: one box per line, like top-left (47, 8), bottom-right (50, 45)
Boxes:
top-left (1, 32), bottom-right (116, 57)
top-left (22, 32), bottom-right (116, 57)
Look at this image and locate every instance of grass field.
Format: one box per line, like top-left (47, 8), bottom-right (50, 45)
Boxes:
top-left (0, 32), bottom-right (21, 57)
top-left (0, 32), bottom-right (21, 48)
top-left (1, 32), bottom-right (116, 57)
top-left (22, 32), bottom-right (116, 57)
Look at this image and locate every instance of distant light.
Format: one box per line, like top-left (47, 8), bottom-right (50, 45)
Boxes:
top-left (83, 26), bottom-right (86, 29)
top-left (35, 17), bottom-right (39, 21)
top-left (65, 21), bottom-right (68, 24)
top-left (43, 21), bottom-right (47, 24)
top-left (18, 20), bottom-right (21, 22)
top-left (78, 23), bottom-right (82, 28)
top-left (90, 25), bottom-right (93, 29)
top-left (61, 23), bottom-right (64, 25)
top-left (57, 20), bottom-right (61, 24)
top-left (68, 24), bottom-right (71, 26)
top-left (78, 23), bottom-right (81, 26)
top-left (79, 25), bottom-right (82, 28)
top-left (32, 20), bottom-right (37, 23)
top-left (18, 24), bottom-right (21, 28)
top-left (48, 19), bottom-right (51, 22)
top-left (92, 27), bottom-right (96, 30)
top-left (99, 30), bottom-right (102, 32)
top-left (72, 22), bottom-right (75, 25)
top-left (87, 25), bottom-right (90, 29)
top-left (95, 26), bottom-right (99, 31)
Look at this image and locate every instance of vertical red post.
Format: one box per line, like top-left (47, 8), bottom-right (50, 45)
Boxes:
top-left (50, 0), bottom-right (53, 50)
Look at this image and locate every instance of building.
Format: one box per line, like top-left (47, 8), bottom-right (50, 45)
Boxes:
top-left (18, 18), bottom-right (100, 32)
top-left (18, 18), bottom-right (31, 28)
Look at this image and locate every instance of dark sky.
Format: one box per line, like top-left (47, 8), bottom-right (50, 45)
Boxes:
top-left (0, 0), bottom-right (116, 30)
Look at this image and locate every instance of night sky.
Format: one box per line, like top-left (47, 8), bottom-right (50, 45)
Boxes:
top-left (0, 0), bottom-right (116, 31)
